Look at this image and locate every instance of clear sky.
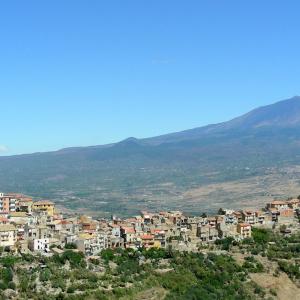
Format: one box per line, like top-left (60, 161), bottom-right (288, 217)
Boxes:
top-left (1, 1), bottom-right (300, 155)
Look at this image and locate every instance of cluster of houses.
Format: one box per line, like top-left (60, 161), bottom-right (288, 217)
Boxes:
top-left (0, 192), bottom-right (300, 255)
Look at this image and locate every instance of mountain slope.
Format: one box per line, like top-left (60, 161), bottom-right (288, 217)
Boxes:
top-left (1, 96), bottom-right (300, 216)
top-left (142, 96), bottom-right (300, 145)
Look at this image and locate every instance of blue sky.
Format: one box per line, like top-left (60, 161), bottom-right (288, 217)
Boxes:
top-left (1, 1), bottom-right (300, 155)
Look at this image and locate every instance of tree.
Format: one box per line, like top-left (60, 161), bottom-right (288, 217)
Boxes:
top-left (252, 228), bottom-right (271, 244)
top-left (215, 237), bottom-right (234, 250)
top-left (65, 243), bottom-right (77, 249)
top-left (100, 249), bottom-right (115, 262)
top-left (280, 224), bottom-right (287, 233)
top-left (40, 268), bottom-right (51, 282)
top-left (218, 208), bottom-right (225, 215)
top-left (62, 250), bottom-right (84, 268)
top-left (0, 267), bottom-right (13, 283)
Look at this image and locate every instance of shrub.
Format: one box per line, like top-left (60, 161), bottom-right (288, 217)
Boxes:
top-left (67, 286), bottom-right (75, 293)
top-left (62, 251), bottom-right (85, 268)
top-left (0, 267), bottom-right (13, 283)
top-left (142, 248), bottom-right (169, 260)
top-left (65, 243), bottom-right (77, 250)
top-left (0, 282), bottom-right (7, 290)
top-left (270, 288), bottom-right (277, 296)
top-left (100, 249), bottom-right (115, 262)
top-left (215, 237), bottom-right (235, 251)
top-left (8, 281), bottom-right (16, 290)
top-left (40, 269), bottom-right (51, 282)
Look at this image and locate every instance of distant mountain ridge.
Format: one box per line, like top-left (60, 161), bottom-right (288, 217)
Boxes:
top-left (141, 96), bottom-right (300, 145)
top-left (1, 96), bottom-right (300, 216)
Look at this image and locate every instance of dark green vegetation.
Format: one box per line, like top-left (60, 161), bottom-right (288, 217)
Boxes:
top-left (2, 97), bottom-right (300, 216)
top-left (0, 247), bottom-right (267, 300)
top-left (1, 230), bottom-right (300, 299)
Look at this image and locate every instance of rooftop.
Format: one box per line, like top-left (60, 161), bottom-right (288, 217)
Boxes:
top-left (10, 212), bottom-right (28, 217)
top-left (33, 200), bottom-right (54, 205)
top-left (0, 224), bottom-right (16, 232)
top-left (271, 200), bottom-right (287, 205)
top-left (238, 223), bottom-right (251, 228)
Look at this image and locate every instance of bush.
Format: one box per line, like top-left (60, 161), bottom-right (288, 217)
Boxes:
top-left (100, 249), bottom-right (115, 261)
top-left (252, 228), bottom-right (272, 245)
top-left (116, 259), bottom-right (141, 276)
top-left (65, 243), bottom-right (77, 250)
top-left (0, 267), bottom-right (13, 283)
top-left (215, 237), bottom-right (235, 251)
top-left (40, 269), bottom-right (51, 282)
top-left (0, 256), bottom-right (19, 268)
top-left (242, 256), bottom-right (264, 273)
top-left (0, 282), bottom-right (7, 290)
top-left (270, 288), bottom-right (277, 296)
top-left (142, 248), bottom-right (169, 259)
top-left (67, 286), bottom-right (75, 293)
top-left (7, 281), bottom-right (16, 290)
top-left (62, 251), bottom-right (85, 268)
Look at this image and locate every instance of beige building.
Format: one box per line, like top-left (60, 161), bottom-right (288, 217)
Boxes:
top-left (287, 198), bottom-right (300, 211)
top-left (17, 198), bottom-right (33, 213)
top-left (267, 200), bottom-right (289, 211)
top-left (237, 223), bottom-right (251, 239)
top-left (0, 224), bottom-right (17, 248)
top-left (32, 200), bottom-right (55, 216)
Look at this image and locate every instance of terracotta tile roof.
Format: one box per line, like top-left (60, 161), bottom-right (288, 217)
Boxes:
top-left (59, 220), bottom-right (71, 225)
top-left (141, 234), bottom-right (154, 240)
top-left (151, 229), bottom-right (165, 234)
top-left (271, 200), bottom-right (287, 205)
top-left (121, 227), bottom-right (135, 234)
top-left (238, 223), bottom-right (251, 227)
top-left (125, 218), bottom-right (137, 223)
top-left (233, 211), bottom-right (242, 216)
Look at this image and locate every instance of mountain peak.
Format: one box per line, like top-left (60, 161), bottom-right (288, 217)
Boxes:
top-left (120, 137), bottom-right (139, 143)
top-left (116, 137), bottom-right (142, 147)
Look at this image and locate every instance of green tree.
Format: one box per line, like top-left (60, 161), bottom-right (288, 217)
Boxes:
top-left (40, 268), bottom-right (51, 282)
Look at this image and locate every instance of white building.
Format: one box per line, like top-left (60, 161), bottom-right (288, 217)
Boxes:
top-left (29, 238), bottom-right (50, 252)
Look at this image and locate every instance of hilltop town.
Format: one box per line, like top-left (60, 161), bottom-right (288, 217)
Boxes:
top-left (0, 192), bottom-right (300, 255)
top-left (0, 193), bottom-right (300, 299)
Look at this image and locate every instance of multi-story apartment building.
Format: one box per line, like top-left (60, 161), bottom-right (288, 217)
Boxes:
top-left (17, 197), bottom-right (33, 213)
top-left (241, 210), bottom-right (257, 225)
top-left (237, 223), bottom-right (251, 239)
top-left (28, 238), bottom-right (50, 252)
top-left (0, 193), bottom-right (16, 213)
top-left (267, 200), bottom-right (289, 211)
top-left (32, 200), bottom-right (55, 216)
top-left (0, 224), bottom-right (17, 249)
top-left (76, 232), bottom-right (108, 255)
top-left (197, 225), bottom-right (219, 242)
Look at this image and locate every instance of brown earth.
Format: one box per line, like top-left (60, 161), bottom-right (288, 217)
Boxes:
top-left (231, 252), bottom-right (300, 300)
top-left (126, 287), bottom-right (167, 300)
